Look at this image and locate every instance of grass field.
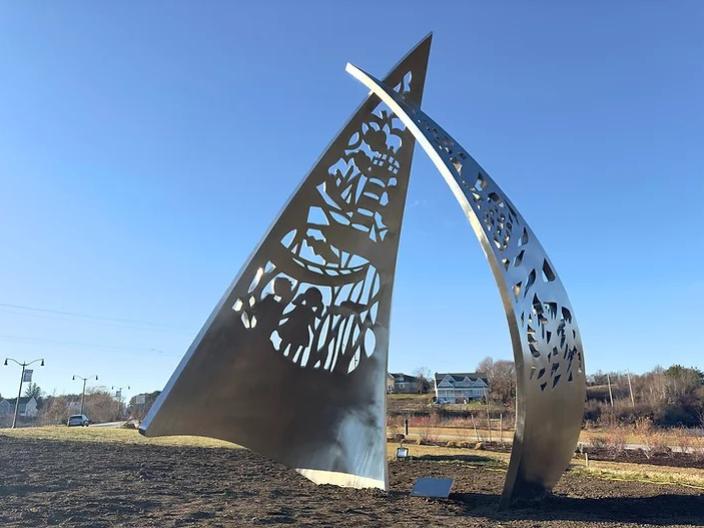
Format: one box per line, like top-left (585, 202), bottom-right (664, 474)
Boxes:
top-left (389, 441), bottom-right (704, 490)
top-left (4, 425), bottom-right (704, 491)
top-left (0, 425), bottom-right (237, 448)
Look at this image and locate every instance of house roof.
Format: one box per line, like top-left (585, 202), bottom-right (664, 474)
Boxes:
top-left (390, 373), bottom-right (418, 383)
top-left (434, 372), bottom-right (488, 384)
top-left (2, 396), bottom-right (35, 406)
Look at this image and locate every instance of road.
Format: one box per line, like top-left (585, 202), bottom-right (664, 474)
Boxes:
top-left (89, 421), bottom-right (127, 428)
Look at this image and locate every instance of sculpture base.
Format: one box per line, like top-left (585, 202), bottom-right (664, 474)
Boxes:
top-left (296, 468), bottom-right (384, 489)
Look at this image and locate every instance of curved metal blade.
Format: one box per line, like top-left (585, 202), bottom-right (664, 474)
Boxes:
top-left (346, 61), bottom-right (586, 505)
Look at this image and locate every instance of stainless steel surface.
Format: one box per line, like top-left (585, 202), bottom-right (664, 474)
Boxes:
top-left (346, 63), bottom-right (586, 505)
top-left (140, 36), bottom-right (432, 489)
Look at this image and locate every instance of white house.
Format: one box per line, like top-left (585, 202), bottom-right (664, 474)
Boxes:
top-left (1, 396), bottom-right (39, 418)
top-left (0, 399), bottom-right (12, 417)
top-left (434, 373), bottom-right (488, 403)
top-left (388, 373), bottom-right (420, 393)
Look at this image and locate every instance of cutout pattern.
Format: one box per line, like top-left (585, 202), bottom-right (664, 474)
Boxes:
top-left (395, 107), bottom-right (584, 392)
top-left (345, 46), bottom-right (584, 502)
top-left (230, 76), bottom-right (416, 374)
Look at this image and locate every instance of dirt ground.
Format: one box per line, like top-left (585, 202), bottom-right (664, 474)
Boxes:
top-left (1, 435), bottom-right (703, 527)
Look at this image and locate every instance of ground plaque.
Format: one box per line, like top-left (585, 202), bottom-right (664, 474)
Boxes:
top-left (411, 477), bottom-right (454, 499)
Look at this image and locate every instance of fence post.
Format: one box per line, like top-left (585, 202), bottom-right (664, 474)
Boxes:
top-left (499, 413), bottom-right (503, 444)
top-left (484, 394), bottom-right (492, 443)
top-left (486, 409), bottom-right (492, 443)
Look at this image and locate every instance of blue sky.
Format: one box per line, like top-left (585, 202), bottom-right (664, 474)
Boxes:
top-left (0, 2), bottom-right (702, 399)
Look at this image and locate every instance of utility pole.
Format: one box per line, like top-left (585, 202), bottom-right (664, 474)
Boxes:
top-left (72, 374), bottom-right (98, 415)
top-left (112, 385), bottom-right (130, 420)
top-left (606, 373), bottom-right (614, 407)
top-left (3, 357), bottom-right (44, 429)
top-left (626, 372), bottom-right (635, 408)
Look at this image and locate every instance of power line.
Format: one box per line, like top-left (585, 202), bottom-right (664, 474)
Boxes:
top-left (0, 334), bottom-right (179, 356)
top-left (0, 302), bottom-right (184, 332)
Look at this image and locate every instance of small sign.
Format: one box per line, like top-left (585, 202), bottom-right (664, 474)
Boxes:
top-left (23, 370), bottom-right (33, 382)
top-left (411, 477), bottom-right (453, 499)
top-left (135, 394), bottom-right (146, 405)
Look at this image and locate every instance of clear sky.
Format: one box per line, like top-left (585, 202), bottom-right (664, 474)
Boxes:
top-left (1, 2), bottom-right (702, 400)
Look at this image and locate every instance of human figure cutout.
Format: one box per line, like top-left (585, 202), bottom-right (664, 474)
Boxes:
top-left (278, 287), bottom-right (323, 366)
top-left (252, 277), bottom-right (293, 340)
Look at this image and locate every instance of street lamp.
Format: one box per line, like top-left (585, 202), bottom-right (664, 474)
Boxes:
top-left (72, 374), bottom-right (98, 416)
top-left (111, 385), bottom-right (130, 420)
top-left (3, 357), bottom-right (44, 429)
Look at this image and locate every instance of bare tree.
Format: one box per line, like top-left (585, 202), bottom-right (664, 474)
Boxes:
top-left (413, 367), bottom-right (432, 394)
top-left (127, 391), bottom-right (162, 420)
top-left (477, 356), bottom-right (515, 406)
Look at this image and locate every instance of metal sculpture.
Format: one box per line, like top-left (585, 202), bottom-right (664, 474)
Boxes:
top-left (140, 36), bottom-right (432, 489)
top-left (142, 34), bottom-right (586, 505)
top-left (346, 62), bottom-right (586, 505)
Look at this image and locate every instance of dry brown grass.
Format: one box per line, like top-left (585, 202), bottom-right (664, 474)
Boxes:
top-left (385, 442), bottom-right (704, 490)
top-left (671, 426), bottom-right (697, 453)
top-left (604, 426), bottom-right (628, 456)
top-left (634, 418), bottom-right (671, 459)
top-left (0, 426), bottom-right (239, 449)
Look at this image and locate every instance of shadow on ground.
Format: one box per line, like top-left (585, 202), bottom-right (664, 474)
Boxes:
top-left (450, 491), bottom-right (704, 526)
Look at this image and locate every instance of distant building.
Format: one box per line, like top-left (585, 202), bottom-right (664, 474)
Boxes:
top-left (388, 373), bottom-right (420, 394)
top-left (386, 373), bottom-right (395, 393)
top-left (0, 396), bottom-right (39, 418)
top-left (0, 399), bottom-right (12, 417)
top-left (434, 373), bottom-right (488, 403)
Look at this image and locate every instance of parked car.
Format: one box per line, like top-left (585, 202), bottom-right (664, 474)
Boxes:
top-left (67, 414), bottom-right (90, 427)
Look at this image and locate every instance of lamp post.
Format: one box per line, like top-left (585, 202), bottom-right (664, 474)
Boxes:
top-left (72, 374), bottom-right (98, 415)
top-left (3, 357), bottom-right (44, 429)
top-left (111, 385), bottom-right (130, 420)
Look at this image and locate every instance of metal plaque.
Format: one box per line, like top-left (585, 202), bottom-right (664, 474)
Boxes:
top-left (411, 477), bottom-right (453, 498)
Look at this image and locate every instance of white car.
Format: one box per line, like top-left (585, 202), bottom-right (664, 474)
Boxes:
top-left (67, 414), bottom-right (90, 427)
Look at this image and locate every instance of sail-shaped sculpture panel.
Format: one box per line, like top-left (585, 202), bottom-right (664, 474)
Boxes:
top-left (140, 37), bottom-right (432, 489)
top-left (346, 63), bottom-right (586, 504)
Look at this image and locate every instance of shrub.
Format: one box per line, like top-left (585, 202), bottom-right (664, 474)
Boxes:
top-left (635, 418), bottom-right (671, 459)
top-left (417, 428), bottom-right (438, 445)
top-left (654, 404), bottom-right (700, 428)
top-left (589, 436), bottom-right (609, 450)
top-left (671, 427), bottom-right (696, 454)
top-left (604, 426), bottom-right (628, 456)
